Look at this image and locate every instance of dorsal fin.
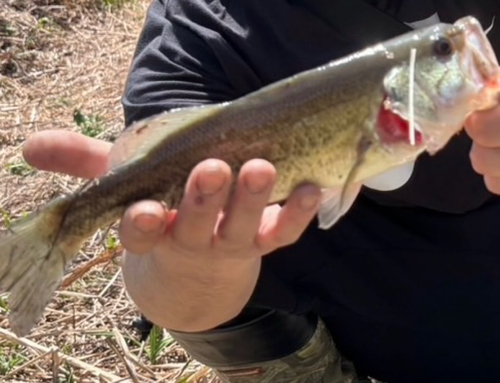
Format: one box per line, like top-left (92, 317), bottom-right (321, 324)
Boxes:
top-left (108, 103), bottom-right (225, 169)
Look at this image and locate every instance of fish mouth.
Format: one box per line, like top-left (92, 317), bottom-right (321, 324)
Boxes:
top-left (418, 16), bottom-right (500, 154)
top-left (379, 17), bottom-right (500, 152)
top-left (455, 16), bottom-right (500, 106)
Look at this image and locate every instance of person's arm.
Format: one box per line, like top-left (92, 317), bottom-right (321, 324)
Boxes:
top-left (121, 0), bottom-right (244, 126)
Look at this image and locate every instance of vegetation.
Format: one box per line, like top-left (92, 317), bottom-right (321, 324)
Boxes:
top-left (0, 0), bottom-right (216, 381)
top-left (73, 109), bottom-right (105, 138)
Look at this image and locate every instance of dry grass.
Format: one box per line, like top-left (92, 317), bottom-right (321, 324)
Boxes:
top-left (0, 0), bottom-right (135, 215)
top-left (0, 1), bottom-right (217, 381)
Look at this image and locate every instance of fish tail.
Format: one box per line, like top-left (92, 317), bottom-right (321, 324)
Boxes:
top-left (0, 196), bottom-right (82, 336)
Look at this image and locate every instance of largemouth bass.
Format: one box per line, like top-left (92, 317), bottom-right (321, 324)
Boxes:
top-left (1, 16), bottom-right (499, 336)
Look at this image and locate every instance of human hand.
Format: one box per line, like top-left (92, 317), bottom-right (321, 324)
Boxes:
top-left (466, 106), bottom-right (500, 195)
top-left (23, 130), bottom-right (322, 330)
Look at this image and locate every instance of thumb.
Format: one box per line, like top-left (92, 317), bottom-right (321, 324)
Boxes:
top-left (119, 200), bottom-right (169, 255)
top-left (23, 130), bottom-right (112, 179)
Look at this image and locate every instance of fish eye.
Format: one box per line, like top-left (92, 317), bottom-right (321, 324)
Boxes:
top-left (432, 37), bottom-right (454, 57)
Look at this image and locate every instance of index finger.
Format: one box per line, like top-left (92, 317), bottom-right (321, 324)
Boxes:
top-left (23, 130), bottom-right (112, 179)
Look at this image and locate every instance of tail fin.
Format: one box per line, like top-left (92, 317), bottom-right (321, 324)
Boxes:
top-left (0, 197), bottom-right (80, 336)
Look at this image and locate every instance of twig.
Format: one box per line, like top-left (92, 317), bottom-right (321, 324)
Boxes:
top-left (111, 287), bottom-right (127, 313)
top-left (51, 346), bottom-right (60, 383)
top-left (0, 328), bottom-right (122, 382)
top-left (112, 327), bottom-right (156, 377)
top-left (99, 269), bottom-right (121, 297)
top-left (176, 359), bottom-right (193, 381)
top-left (60, 246), bottom-right (122, 289)
top-left (174, 365), bottom-right (212, 383)
top-left (105, 337), bottom-right (139, 383)
top-left (138, 341), bottom-right (146, 360)
top-left (56, 291), bottom-right (102, 299)
top-left (27, 327), bottom-right (115, 340)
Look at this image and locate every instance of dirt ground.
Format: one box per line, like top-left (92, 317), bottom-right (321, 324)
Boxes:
top-left (0, 1), bottom-right (216, 381)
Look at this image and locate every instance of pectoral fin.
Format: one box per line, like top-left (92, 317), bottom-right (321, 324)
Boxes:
top-left (317, 134), bottom-right (372, 230)
top-left (317, 183), bottom-right (362, 230)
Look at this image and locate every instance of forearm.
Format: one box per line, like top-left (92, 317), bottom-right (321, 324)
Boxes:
top-left (122, 252), bottom-right (261, 332)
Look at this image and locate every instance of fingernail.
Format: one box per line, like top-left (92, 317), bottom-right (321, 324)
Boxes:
top-left (133, 213), bottom-right (163, 234)
top-left (299, 193), bottom-right (320, 210)
top-left (197, 161), bottom-right (226, 195)
top-left (245, 173), bottom-right (270, 194)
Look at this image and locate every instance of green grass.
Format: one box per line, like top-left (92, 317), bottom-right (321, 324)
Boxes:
top-left (105, 233), bottom-right (118, 250)
top-left (148, 325), bottom-right (174, 365)
top-left (0, 346), bottom-right (27, 375)
top-left (36, 16), bottom-right (60, 32)
top-left (61, 344), bottom-right (73, 355)
top-left (0, 21), bottom-right (17, 36)
top-left (6, 160), bottom-right (35, 177)
top-left (0, 208), bottom-right (12, 229)
top-left (0, 295), bottom-right (9, 313)
top-left (60, 363), bottom-right (76, 383)
top-left (73, 109), bottom-right (105, 138)
top-left (99, 0), bottom-right (136, 10)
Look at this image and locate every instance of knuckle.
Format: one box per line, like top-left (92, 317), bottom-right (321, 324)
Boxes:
top-left (270, 231), bottom-right (287, 246)
top-left (469, 147), bottom-right (486, 174)
top-left (184, 192), bottom-right (228, 218)
top-left (216, 240), bottom-right (249, 255)
top-left (169, 236), bottom-right (205, 254)
top-left (466, 116), bottom-right (490, 145)
top-left (120, 238), bottom-right (151, 255)
top-left (272, 230), bottom-right (298, 247)
top-left (118, 220), bottom-right (162, 255)
top-left (471, 127), bottom-right (487, 145)
top-left (485, 176), bottom-right (500, 195)
top-left (170, 222), bottom-right (216, 252)
top-left (215, 227), bottom-right (256, 253)
top-left (270, 212), bottom-right (310, 247)
top-left (286, 228), bottom-right (304, 245)
top-left (188, 193), bottom-right (217, 211)
top-left (237, 200), bottom-right (267, 217)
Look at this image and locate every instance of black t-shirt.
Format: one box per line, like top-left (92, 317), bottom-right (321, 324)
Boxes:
top-left (366, 0), bottom-right (437, 23)
top-left (122, 1), bottom-right (500, 382)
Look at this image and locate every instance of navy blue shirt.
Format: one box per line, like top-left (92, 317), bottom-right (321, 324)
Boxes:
top-left (122, 1), bottom-right (500, 381)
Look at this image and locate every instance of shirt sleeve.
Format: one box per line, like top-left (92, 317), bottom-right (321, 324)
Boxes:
top-left (121, 0), bottom-right (238, 127)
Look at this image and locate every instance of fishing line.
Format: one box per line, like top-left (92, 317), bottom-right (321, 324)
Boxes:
top-left (486, 16), bottom-right (496, 35)
top-left (408, 48), bottom-right (417, 146)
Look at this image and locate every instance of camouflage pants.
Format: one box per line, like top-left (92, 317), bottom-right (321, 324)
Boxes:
top-left (168, 310), bottom-right (385, 383)
top-left (213, 320), bottom-right (382, 383)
